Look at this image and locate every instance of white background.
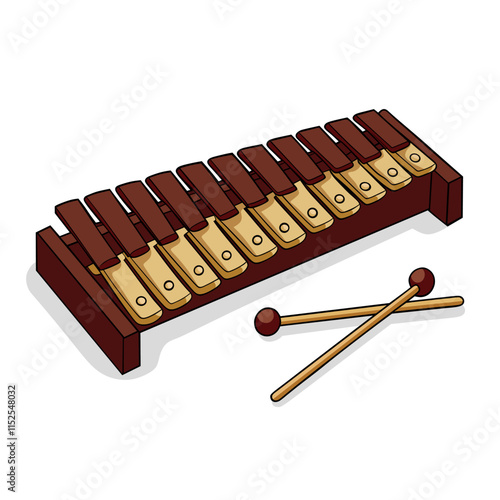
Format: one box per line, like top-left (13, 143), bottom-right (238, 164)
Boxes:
top-left (2, 1), bottom-right (500, 499)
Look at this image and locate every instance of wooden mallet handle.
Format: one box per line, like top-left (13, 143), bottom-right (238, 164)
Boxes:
top-left (271, 268), bottom-right (435, 402)
top-left (255, 296), bottom-right (463, 336)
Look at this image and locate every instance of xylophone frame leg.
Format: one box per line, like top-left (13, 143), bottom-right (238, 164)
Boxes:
top-left (36, 227), bottom-right (141, 374)
top-left (380, 109), bottom-right (463, 226)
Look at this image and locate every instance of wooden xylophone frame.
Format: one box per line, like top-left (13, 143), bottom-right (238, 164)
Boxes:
top-left (36, 110), bottom-right (463, 374)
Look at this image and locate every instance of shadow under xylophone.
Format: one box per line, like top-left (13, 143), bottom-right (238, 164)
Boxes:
top-left (36, 109), bottom-right (463, 374)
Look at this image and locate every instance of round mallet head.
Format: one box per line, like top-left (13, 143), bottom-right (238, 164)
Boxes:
top-left (255, 308), bottom-right (281, 336)
top-left (409, 268), bottom-right (435, 296)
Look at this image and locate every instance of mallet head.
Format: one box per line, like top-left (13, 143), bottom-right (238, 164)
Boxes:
top-left (409, 268), bottom-right (435, 296)
top-left (255, 308), bottom-right (281, 336)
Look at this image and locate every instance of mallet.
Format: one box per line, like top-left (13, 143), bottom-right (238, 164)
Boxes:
top-left (255, 297), bottom-right (463, 336)
top-left (271, 268), bottom-right (437, 402)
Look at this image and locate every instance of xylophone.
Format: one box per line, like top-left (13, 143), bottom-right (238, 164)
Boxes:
top-left (36, 110), bottom-right (463, 374)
